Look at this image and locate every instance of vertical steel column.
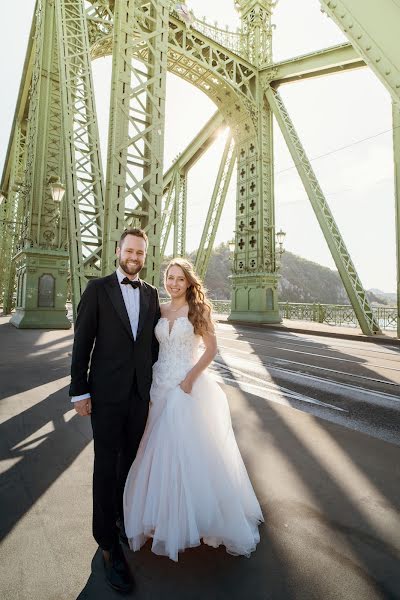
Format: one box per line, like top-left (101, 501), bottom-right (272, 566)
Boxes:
top-left (173, 172), bottom-right (186, 257)
top-left (393, 102), bottom-right (400, 338)
top-left (0, 125), bottom-right (26, 314)
top-left (10, 0), bottom-right (70, 329)
top-left (56, 0), bottom-right (105, 314)
top-left (229, 1), bottom-right (281, 323)
top-left (103, 0), bottom-right (169, 284)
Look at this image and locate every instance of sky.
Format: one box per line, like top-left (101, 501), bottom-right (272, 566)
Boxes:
top-left (0, 0), bottom-right (396, 292)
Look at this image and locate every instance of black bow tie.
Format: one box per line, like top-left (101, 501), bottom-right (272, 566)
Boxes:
top-left (121, 277), bottom-right (141, 289)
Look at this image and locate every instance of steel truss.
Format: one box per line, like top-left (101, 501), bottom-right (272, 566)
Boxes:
top-left (56, 0), bottom-right (105, 311)
top-left (103, 0), bottom-right (169, 285)
top-left (0, 125), bottom-right (26, 313)
top-left (195, 133), bottom-right (236, 281)
top-left (265, 85), bottom-right (380, 335)
top-left (1, 0), bottom-right (399, 333)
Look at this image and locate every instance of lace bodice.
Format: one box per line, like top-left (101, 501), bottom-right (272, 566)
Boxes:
top-left (152, 317), bottom-right (201, 389)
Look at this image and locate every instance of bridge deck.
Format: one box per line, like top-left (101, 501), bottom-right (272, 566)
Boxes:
top-left (0, 315), bottom-right (399, 600)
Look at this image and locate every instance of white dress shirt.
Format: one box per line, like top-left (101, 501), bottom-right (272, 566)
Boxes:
top-left (71, 268), bottom-right (140, 403)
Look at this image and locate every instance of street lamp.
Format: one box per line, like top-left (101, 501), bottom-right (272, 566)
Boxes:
top-left (275, 228), bottom-right (286, 255)
top-left (48, 176), bottom-right (66, 203)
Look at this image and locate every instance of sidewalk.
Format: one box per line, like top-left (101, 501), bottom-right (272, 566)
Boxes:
top-left (215, 314), bottom-right (399, 346)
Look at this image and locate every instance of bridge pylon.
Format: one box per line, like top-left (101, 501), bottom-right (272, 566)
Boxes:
top-left (1, 0), bottom-right (399, 335)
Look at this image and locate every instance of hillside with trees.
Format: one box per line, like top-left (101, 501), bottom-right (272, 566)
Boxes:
top-left (162, 242), bottom-right (392, 306)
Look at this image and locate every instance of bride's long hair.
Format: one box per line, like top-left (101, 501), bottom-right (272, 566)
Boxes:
top-left (164, 258), bottom-right (214, 336)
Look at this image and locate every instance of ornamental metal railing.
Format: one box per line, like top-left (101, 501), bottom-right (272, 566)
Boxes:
top-left (211, 300), bottom-right (397, 331)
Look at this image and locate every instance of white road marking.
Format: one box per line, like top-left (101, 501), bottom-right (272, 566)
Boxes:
top-left (217, 345), bottom-right (400, 388)
top-left (212, 354), bottom-right (400, 410)
top-left (210, 362), bottom-right (347, 412)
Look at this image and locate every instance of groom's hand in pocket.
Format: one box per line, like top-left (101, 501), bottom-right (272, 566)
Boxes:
top-left (74, 397), bottom-right (92, 416)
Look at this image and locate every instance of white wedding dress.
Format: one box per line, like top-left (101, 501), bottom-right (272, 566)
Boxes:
top-left (123, 316), bottom-right (264, 562)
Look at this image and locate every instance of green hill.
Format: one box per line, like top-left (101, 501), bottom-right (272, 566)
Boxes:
top-left (161, 243), bottom-right (391, 305)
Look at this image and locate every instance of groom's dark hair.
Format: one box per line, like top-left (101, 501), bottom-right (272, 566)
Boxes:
top-left (119, 228), bottom-right (148, 249)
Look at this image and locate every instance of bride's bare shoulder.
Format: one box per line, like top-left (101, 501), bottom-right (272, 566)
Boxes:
top-left (160, 301), bottom-right (171, 317)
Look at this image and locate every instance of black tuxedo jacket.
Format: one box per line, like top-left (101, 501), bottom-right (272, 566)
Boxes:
top-left (69, 272), bottom-right (161, 405)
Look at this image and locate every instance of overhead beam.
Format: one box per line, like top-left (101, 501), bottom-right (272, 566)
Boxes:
top-left (163, 111), bottom-right (225, 190)
top-left (319, 0), bottom-right (400, 103)
top-left (264, 43), bottom-right (365, 86)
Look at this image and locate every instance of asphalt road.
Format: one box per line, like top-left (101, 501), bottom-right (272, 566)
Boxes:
top-left (213, 322), bottom-right (400, 446)
top-left (0, 318), bottom-right (399, 600)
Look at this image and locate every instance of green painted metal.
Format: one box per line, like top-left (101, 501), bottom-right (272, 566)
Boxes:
top-left (265, 85), bottom-right (381, 335)
top-left (1, 0), bottom-right (399, 333)
top-left (195, 133), bottom-right (236, 281)
top-left (393, 101), bottom-right (400, 338)
top-left (279, 302), bottom-right (397, 332)
top-left (160, 176), bottom-right (176, 257)
top-left (228, 2), bottom-right (281, 324)
top-left (163, 111), bottom-right (225, 189)
top-left (214, 299), bottom-right (397, 332)
top-left (9, 0), bottom-right (70, 329)
top-left (0, 124), bottom-right (26, 314)
top-left (267, 42), bottom-right (365, 85)
top-left (56, 0), bottom-right (106, 315)
top-left (319, 0), bottom-right (400, 104)
top-left (103, 0), bottom-right (169, 285)
top-left (173, 172), bottom-right (187, 258)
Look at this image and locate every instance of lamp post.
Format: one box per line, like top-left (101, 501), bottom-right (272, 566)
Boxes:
top-left (48, 176), bottom-right (66, 203)
top-left (275, 228), bottom-right (286, 269)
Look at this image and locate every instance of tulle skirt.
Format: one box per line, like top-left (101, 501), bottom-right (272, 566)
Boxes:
top-left (123, 371), bottom-right (264, 562)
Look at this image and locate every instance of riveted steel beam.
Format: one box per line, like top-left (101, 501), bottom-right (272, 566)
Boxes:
top-left (266, 84), bottom-right (381, 335)
top-left (195, 132), bottom-right (236, 281)
top-left (319, 0), bottom-right (400, 103)
top-left (266, 43), bottom-right (365, 86)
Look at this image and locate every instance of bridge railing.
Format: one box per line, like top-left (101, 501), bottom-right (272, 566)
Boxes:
top-left (210, 300), bottom-right (397, 331)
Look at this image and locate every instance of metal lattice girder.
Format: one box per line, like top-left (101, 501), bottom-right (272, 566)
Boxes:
top-left (173, 172), bottom-right (187, 257)
top-left (18, 0), bottom-right (67, 251)
top-left (265, 85), bottom-right (381, 335)
top-left (393, 101), bottom-right (400, 338)
top-left (56, 0), bottom-right (105, 310)
top-left (319, 0), bottom-right (400, 104)
top-left (235, 0), bottom-right (273, 68)
top-left (160, 175), bottom-right (176, 257)
top-left (103, 0), bottom-right (169, 284)
top-left (163, 111), bottom-right (225, 190)
top-left (0, 124), bottom-right (26, 313)
top-left (267, 43), bottom-right (365, 86)
top-left (88, 7), bottom-right (258, 113)
top-left (0, 195), bottom-right (10, 307)
top-left (195, 132), bottom-right (236, 280)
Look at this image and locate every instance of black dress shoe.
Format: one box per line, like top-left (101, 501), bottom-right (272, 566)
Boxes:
top-left (103, 544), bottom-right (134, 594)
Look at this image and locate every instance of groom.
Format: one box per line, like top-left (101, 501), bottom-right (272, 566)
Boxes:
top-left (69, 228), bottom-right (160, 593)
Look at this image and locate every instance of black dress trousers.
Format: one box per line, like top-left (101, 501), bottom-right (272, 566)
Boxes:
top-left (91, 374), bottom-right (149, 551)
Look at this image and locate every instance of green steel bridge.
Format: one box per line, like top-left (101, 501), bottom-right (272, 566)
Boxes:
top-left (0, 0), bottom-right (399, 336)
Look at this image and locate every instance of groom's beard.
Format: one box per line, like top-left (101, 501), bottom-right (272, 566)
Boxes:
top-left (118, 257), bottom-right (143, 277)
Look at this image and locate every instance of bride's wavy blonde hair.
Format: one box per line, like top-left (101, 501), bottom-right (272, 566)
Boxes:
top-left (164, 258), bottom-right (214, 336)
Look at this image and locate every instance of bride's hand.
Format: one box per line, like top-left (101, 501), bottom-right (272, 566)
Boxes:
top-left (179, 376), bottom-right (193, 394)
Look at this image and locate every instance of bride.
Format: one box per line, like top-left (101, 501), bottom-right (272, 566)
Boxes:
top-left (123, 258), bottom-right (264, 562)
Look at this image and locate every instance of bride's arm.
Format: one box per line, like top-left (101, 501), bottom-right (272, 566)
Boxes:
top-left (179, 328), bottom-right (217, 394)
